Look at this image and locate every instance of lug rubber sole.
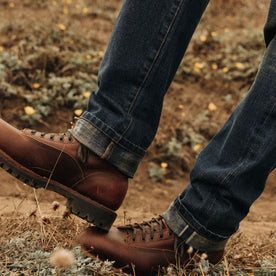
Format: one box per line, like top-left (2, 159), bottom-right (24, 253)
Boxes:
top-left (0, 150), bottom-right (116, 231)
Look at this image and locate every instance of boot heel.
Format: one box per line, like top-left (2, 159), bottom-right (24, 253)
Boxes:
top-left (66, 197), bottom-right (117, 231)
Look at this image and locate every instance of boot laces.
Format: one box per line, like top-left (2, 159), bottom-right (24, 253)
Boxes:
top-left (29, 129), bottom-right (73, 142)
top-left (122, 217), bottom-right (173, 242)
top-left (29, 129), bottom-right (89, 163)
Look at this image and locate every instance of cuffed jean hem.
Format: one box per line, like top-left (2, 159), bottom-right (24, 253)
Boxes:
top-left (163, 202), bottom-right (228, 252)
top-left (71, 116), bottom-right (144, 178)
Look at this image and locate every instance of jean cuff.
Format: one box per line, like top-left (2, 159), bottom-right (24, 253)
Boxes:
top-left (163, 202), bottom-right (228, 252)
top-left (71, 116), bottom-right (144, 178)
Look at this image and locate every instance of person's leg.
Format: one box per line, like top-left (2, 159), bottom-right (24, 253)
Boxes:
top-left (72, 0), bottom-right (210, 178)
top-left (163, 0), bottom-right (276, 251)
top-left (0, 0), bottom-right (209, 230)
top-left (78, 1), bottom-right (276, 274)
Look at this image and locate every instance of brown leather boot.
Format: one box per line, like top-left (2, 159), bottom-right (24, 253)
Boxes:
top-left (0, 119), bottom-right (128, 230)
top-left (78, 216), bottom-right (224, 275)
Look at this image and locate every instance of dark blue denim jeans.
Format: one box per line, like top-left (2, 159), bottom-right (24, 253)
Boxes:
top-left (72, 0), bottom-right (276, 251)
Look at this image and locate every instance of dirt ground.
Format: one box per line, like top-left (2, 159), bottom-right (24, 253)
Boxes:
top-left (0, 0), bottom-right (275, 274)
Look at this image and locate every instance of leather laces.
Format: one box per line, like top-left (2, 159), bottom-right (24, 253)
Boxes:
top-left (29, 129), bottom-right (89, 163)
top-left (122, 217), bottom-right (173, 242)
top-left (30, 130), bottom-right (73, 142)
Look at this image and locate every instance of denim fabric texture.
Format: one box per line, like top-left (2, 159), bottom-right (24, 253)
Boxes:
top-left (164, 1), bottom-right (276, 249)
top-left (72, 0), bottom-right (210, 177)
top-left (72, 0), bottom-right (276, 251)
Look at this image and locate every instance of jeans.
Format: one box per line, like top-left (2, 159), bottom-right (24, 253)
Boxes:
top-left (72, 0), bottom-right (276, 251)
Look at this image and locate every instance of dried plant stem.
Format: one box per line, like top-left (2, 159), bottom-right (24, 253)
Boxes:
top-left (199, 263), bottom-right (205, 276)
top-left (224, 256), bottom-right (230, 276)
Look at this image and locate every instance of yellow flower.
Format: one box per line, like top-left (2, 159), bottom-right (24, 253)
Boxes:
top-left (52, 1), bottom-right (57, 6)
top-left (193, 144), bottom-right (203, 152)
top-left (194, 67), bottom-right (200, 73)
top-left (66, 0), bottom-right (72, 4)
top-left (9, 2), bottom-right (15, 8)
top-left (194, 62), bottom-right (204, 69)
top-left (224, 28), bottom-right (230, 33)
top-left (83, 91), bottom-right (91, 99)
top-left (181, 112), bottom-right (186, 117)
top-left (208, 102), bottom-right (218, 111)
top-left (161, 162), bottom-right (168, 169)
top-left (33, 83), bottom-right (40, 89)
top-left (222, 67), bottom-right (229, 73)
top-left (83, 7), bottom-right (88, 14)
top-left (199, 35), bottom-right (207, 42)
top-left (194, 62), bottom-right (204, 73)
top-left (178, 104), bottom-right (184, 109)
top-left (70, 40), bottom-right (74, 45)
top-left (235, 62), bottom-right (244, 70)
top-left (58, 23), bottom-right (66, 31)
top-left (86, 54), bottom-right (92, 60)
top-left (24, 106), bottom-right (36, 116)
top-left (0, 46), bottom-right (4, 52)
top-left (211, 63), bottom-right (218, 70)
top-left (74, 109), bottom-right (83, 116)
top-left (63, 7), bottom-right (69, 14)
top-left (98, 51), bottom-right (104, 58)
top-left (211, 31), bottom-right (217, 37)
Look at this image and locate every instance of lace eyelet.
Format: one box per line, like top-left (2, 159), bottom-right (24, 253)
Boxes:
top-left (30, 130), bottom-right (36, 135)
top-left (49, 135), bottom-right (55, 140)
top-left (132, 238), bottom-right (136, 242)
top-left (59, 137), bottom-right (64, 141)
top-left (159, 234), bottom-right (164, 239)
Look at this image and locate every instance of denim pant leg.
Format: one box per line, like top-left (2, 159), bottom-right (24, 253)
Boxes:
top-left (164, 1), bottom-right (276, 252)
top-left (72, 0), bottom-right (210, 177)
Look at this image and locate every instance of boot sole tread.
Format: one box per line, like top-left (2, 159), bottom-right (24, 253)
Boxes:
top-left (0, 151), bottom-right (116, 231)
